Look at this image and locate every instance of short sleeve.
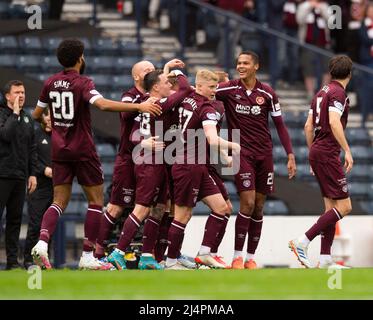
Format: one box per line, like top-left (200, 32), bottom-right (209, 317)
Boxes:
top-left (82, 78), bottom-right (103, 104)
top-left (37, 81), bottom-right (50, 108)
top-left (328, 90), bottom-right (347, 116)
top-left (200, 104), bottom-right (218, 126)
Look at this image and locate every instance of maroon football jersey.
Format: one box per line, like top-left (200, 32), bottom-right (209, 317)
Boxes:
top-left (118, 87), bottom-right (148, 157)
top-left (216, 78), bottom-right (282, 156)
top-left (176, 92), bottom-right (221, 164)
top-left (37, 69), bottom-right (103, 161)
top-left (130, 74), bottom-right (193, 163)
top-left (310, 81), bottom-right (350, 155)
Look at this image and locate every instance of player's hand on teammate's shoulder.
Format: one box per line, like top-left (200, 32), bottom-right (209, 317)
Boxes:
top-left (44, 167), bottom-right (52, 178)
top-left (344, 150), bottom-right (354, 174)
top-left (287, 153), bottom-right (297, 179)
top-left (139, 97), bottom-right (162, 116)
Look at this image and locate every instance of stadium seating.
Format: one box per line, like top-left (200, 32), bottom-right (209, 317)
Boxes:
top-left (18, 36), bottom-right (44, 55)
top-left (0, 55), bottom-right (16, 68)
top-left (96, 143), bottom-right (116, 161)
top-left (0, 36), bottom-right (18, 54)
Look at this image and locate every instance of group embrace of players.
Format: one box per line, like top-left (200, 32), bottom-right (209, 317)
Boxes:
top-left (30, 38), bottom-right (354, 271)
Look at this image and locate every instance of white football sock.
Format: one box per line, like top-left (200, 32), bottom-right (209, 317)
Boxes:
top-left (298, 234), bottom-right (310, 247)
top-left (320, 254), bottom-right (332, 265)
top-left (198, 245), bottom-right (210, 255)
top-left (245, 253), bottom-right (255, 261)
top-left (166, 258), bottom-right (177, 267)
top-left (233, 250), bottom-right (242, 259)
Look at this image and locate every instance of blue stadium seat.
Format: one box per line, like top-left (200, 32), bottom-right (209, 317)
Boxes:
top-left (114, 57), bottom-right (139, 74)
top-left (287, 128), bottom-right (306, 146)
top-left (17, 55), bottom-right (42, 73)
top-left (85, 56), bottom-right (114, 74)
top-left (18, 36), bottom-right (44, 54)
top-left (193, 201), bottom-right (210, 215)
top-left (282, 112), bottom-right (306, 128)
top-left (102, 162), bottom-right (114, 181)
top-left (42, 55), bottom-right (61, 73)
top-left (295, 164), bottom-right (314, 181)
top-left (107, 92), bottom-right (122, 101)
top-left (274, 163), bottom-right (288, 177)
top-left (78, 37), bottom-right (93, 55)
top-left (65, 200), bottom-right (87, 216)
top-left (348, 165), bottom-right (373, 182)
top-left (88, 74), bottom-right (111, 91)
top-left (92, 37), bottom-right (119, 56)
top-left (224, 181), bottom-right (238, 200)
top-left (27, 73), bottom-right (50, 82)
top-left (346, 128), bottom-right (370, 146)
top-left (359, 201), bottom-right (373, 214)
top-left (350, 146), bottom-right (373, 164)
top-left (348, 183), bottom-right (372, 200)
top-left (0, 2), bottom-right (9, 18)
top-left (0, 36), bottom-right (18, 53)
top-left (117, 40), bottom-right (142, 56)
top-left (96, 143), bottom-right (116, 160)
top-left (0, 55), bottom-right (17, 68)
top-left (71, 183), bottom-right (85, 200)
top-left (264, 200), bottom-right (289, 215)
top-left (111, 75), bottom-right (133, 90)
top-left (293, 146), bottom-right (309, 163)
top-left (42, 37), bottom-right (63, 54)
top-left (273, 145), bottom-right (287, 162)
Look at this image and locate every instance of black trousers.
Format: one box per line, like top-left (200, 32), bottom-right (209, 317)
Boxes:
top-left (0, 178), bottom-right (26, 265)
top-left (23, 188), bottom-right (53, 264)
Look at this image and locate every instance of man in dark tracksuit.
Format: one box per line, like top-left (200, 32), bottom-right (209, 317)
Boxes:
top-left (24, 111), bottom-right (53, 269)
top-left (0, 80), bottom-right (37, 270)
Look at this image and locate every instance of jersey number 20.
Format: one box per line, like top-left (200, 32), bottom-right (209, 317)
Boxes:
top-left (50, 91), bottom-right (74, 120)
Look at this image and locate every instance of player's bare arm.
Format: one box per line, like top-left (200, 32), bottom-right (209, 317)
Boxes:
top-left (163, 58), bottom-right (185, 75)
top-left (203, 124), bottom-right (241, 154)
top-left (329, 111), bottom-right (353, 173)
top-left (93, 97), bottom-right (161, 116)
top-left (304, 113), bottom-right (314, 149)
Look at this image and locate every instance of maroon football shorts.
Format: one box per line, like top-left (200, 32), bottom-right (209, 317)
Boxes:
top-left (172, 164), bottom-right (221, 207)
top-left (197, 165), bottom-right (229, 201)
top-left (134, 164), bottom-right (168, 207)
top-left (52, 155), bottom-right (104, 187)
top-left (309, 148), bottom-right (349, 200)
top-left (234, 153), bottom-right (274, 195)
top-left (109, 154), bottom-right (136, 207)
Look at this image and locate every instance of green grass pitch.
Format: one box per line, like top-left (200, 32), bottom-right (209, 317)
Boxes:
top-left (1, 268), bottom-right (373, 300)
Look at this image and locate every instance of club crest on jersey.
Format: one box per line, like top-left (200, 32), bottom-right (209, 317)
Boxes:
top-left (123, 196), bottom-right (132, 203)
top-left (256, 96), bottom-right (265, 105)
top-left (23, 116), bottom-right (29, 123)
top-left (243, 180), bottom-right (251, 188)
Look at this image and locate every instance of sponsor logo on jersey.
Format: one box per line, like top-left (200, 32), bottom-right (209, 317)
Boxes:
top-left (251, 105), bottom-right (261, 115)
top-left (256, 96), bottom-right (265, 105)
top-left (235, 104), bottom-right (251, 114)
top-left (235, 94), bottom-right (242, 100)
top-left (42, 139), bottom-right (48, 144)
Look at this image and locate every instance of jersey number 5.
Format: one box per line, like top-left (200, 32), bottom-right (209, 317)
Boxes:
top-left (50, 91), bottom-right (74, 120)
top-left (315, 97), bottom-right (322, 125)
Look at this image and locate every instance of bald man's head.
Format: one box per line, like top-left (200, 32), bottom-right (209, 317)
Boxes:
top-left (131, 61), bottom-right (155, 89)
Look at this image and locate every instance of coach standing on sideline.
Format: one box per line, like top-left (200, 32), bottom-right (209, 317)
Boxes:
top-left (23, 110), bottom-right (53, 270)
top-left (0, 80), bottom-right (37, 270)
